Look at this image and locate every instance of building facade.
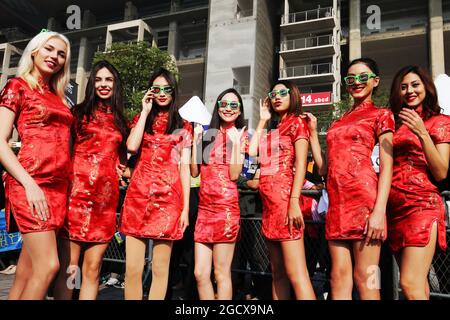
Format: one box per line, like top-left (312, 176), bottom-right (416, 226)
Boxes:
top-left (1, 0), bottom-right (450, 128)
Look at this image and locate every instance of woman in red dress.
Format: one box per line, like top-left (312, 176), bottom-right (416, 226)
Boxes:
top-left (307, 58), bottom-right (394, 299)
top-left (120, 68), bottom-right (192, 300)
top-left (0, 31), bottom-right (72, 300)
top-left (53, 60), bottom-right (128, 300)
top-left (248, 80), bottom-right (316, 300)
top-left (191, 88), bottom-right (247, 300)
top-left (387, 65), bottom-right (450, 299)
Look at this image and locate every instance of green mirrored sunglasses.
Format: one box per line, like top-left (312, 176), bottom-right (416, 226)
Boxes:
top-left (268, 88), bottom-right (290, 99)
top-left (217, 100), bottom-right (241, 110)
top-left (344, 72), bottom-right (377, 85)
top-left (150, 85), bottom-right (174, 95)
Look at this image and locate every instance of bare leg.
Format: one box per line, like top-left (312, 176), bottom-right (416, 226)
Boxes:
top-left (8, 245), bottom-right (31, 300)
top-left (124, 236), bottom-right (146, 300)
top-left (267, 241), bottom-right (290, 300)
top-left (79, 243), bottom-right (109, 300)
top-left (352, 240), bottom-right (382, 300)
top-left (16, 231), bottom-right (60, 300)
top-left (148, 239), bottom-right (173, 300)
top-left (212, 243), bottom-right (236, 300)
top-left (329, 240), bottom-right (353, 300)
top-left (280, 239), bottom-right (316, 300)
top-left (194, 242), bottom-right (214, 300)
top-left (54, 239), bottom-right (82, 300)
top-left (399, 222), bottom-right (438, 300)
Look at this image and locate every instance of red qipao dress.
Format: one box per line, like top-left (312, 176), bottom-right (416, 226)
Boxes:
top-left (0, 78), bottom-right (73, 233)
top-left (258, 114), bottom-right (310, 241)
top-left (387, 113), bottom-right (450, 252)
top-left (194, 127), bottom-right (248, 243)
top-left (119, 111), bottom-right (192, 240)
top-left (60, 104), bottom-right (123, 243)
top-left (325, 100), bottom-right (395, 240)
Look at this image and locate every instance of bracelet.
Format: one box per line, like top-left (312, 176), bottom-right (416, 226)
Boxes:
top-left (290, 196), bottom-right (299, 199)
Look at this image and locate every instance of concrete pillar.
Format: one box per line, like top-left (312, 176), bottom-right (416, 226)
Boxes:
top-left (349, 0), bottom-right (361, 61)
top-left (168, 21), bottom-right (179, 59)
top-left (47, 17), bottom-right (58, 31)
top-left (171, 0), bottom-right (180, 13)
top-left (105, 29), bottom-right (113, 49)
top-left (124, 1), bottom-right (138, 21)
top-left (429, 0), bottom-right (445, 79)
top-left (76, 37), bottom-right (89, 102)
top-left (284, 0), bottom-right (289, 24)
top-left (1, 45), bottom-right (12, 89)
top-left (137, 23), bottom-right (145, 42)
top-left (82, 10), bottom-right (96, 28)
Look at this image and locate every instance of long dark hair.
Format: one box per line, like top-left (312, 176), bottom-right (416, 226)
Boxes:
top-left (144, 67), bottom-right (183, 134)
top-left (389, 65), bottom-right (440, 123)
top-left (202, 88), bottom-right (246, 164)
top-left (267, 80), bottom-right (302, 129)
top-left (72, 60), bottom-right (128, 143)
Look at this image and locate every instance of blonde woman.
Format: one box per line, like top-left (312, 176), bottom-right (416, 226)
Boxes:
top-left (0, 31), bottom-right (72, 300)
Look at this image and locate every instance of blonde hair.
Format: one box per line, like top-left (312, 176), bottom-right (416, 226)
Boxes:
top-left (17, 31), bottom-right (71, 105)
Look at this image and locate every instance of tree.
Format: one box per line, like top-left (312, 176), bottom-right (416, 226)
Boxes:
top-left (314, 88), bottom-right (391, 151)
top-left (93, 41), bottom-right (179, 120)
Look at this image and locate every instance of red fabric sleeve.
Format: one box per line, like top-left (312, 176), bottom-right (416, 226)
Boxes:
top-left (181, 121), bottom-right (193, 148)
top-left (291, 116), bottom-right (310, 143)
top-left (129, 113), bottom-right (141, 129)
top-left (429, 115), bottom-right (450, 144)
top-left (376, 109), bottom-right (395, 137)
top-left (0, 78), bottom-right (25, 114)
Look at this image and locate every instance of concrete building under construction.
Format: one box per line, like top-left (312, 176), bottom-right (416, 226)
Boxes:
top-left (1, 0), bottom-right (449, 127)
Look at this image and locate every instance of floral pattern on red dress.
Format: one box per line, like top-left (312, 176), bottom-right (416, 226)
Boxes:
top-left (388, 113), bottom-right (450, 252)
top-left (61, 104), bottom-right (123, 242)
top-left (195, 127), bottom-right (249, 243)
top-left (258, 114), bottom-right (310, 241)
top-left (0, 77), bottom-right (73, 233)
top-left (119, 112), bottom-right (192, 240)
top-left (325, 100), bottom-right (395, 240)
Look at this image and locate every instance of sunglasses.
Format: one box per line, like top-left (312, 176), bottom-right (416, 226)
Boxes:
top-left (217, 100), bottom-right (241, 110)
top-left (344, 72), bottom-right (377, 86)
top-left (268, 88), bottom-right (290, 99)
top-left (150, 85), bottom-right (174, 95)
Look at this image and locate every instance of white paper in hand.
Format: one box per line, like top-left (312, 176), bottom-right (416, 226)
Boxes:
top-left (435, 74), bottom-right (450, 116)
top-left (178, 96), bottom-right (212, 125)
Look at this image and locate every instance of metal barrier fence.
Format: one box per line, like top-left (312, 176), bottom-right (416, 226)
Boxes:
top-left (104, 189), bottom-right (450, 299)
top-left (393, 191), bottom-right (450, 299)
top-left (103, 211), bottom-right (153, 286)
top-left (429, 230), bottom-right (450, 298)
top-left (231, 217), bottom-right (331, 299)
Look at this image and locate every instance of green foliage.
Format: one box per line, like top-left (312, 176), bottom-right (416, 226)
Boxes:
top-left (372, 87), bottom-right (391, 108)
top-left (93, 41), bottom-right (179, 120)
top-left (314, 89), bottom-right (391, 152)
top-left (316, 88), bottom-right (391, 133)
